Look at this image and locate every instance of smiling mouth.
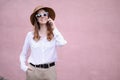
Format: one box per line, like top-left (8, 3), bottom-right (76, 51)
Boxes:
top-left (41, 20), bottom-right (46, 22)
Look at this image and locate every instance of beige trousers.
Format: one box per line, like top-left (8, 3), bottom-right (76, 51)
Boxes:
top-left (26, 64), bottom-right (57, 80)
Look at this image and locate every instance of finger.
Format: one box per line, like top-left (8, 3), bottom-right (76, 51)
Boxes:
top-left (48, 19), bottom-right (54, 24)
top-left (48, 18), bottom-right (54, 21)
top-left (48, 17), bottom-right (52, 20)
top-left (28, 68), bottom-right (33, 71)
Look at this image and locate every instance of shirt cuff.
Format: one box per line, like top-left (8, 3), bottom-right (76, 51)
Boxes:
top-left (21, 64), bottom-right (28, 72)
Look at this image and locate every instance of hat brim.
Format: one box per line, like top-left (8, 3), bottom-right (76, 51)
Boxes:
top-left (30, 6), bottom-right (55, 26)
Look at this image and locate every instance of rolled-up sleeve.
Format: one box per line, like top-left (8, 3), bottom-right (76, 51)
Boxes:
top-left (53, 28), bottom-right (67, 46)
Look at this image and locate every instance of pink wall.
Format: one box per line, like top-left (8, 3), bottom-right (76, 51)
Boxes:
top-left (0, 0), bottom-right (120, 80)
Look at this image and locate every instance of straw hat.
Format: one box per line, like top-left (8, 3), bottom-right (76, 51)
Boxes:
top-left (30, 5), bottom-right (56, 25)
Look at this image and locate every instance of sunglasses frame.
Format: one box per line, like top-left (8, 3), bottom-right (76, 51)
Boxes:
top-left (36, 12), bottom-right (48, 18)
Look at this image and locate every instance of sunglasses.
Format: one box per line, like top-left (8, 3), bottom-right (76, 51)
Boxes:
top-left (36, 12), bottom-right (48, 18)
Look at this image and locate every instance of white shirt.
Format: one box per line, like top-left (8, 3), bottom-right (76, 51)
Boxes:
top-left (20, 28), bottom-right (67, 72)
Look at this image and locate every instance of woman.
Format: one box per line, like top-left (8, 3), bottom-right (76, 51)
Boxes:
top-left (20, 5), bottom-right (67, 80)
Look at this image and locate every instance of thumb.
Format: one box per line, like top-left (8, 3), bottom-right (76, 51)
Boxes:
top-left (28, 67), bottom-right (33, 71)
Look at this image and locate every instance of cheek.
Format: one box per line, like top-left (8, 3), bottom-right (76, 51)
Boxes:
top-left (45, 17), bottom-right (49, 20)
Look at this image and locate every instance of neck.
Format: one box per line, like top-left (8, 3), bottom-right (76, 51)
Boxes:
top-left (39, 24), bottom-right (47, 34)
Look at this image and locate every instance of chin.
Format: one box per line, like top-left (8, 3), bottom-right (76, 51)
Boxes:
top-left (40, 21), bottom-right (47, 24)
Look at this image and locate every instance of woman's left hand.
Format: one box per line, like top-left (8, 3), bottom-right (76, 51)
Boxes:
top-left (47, 18), bottom-right (56, 29)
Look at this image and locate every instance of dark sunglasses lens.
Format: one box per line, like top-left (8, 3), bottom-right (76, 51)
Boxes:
top-left (44, 13), bottom-right (47, 16)
top-left (36, 14), bottom-right (41, 18)
top-left (39, 15), bottom-right (42, 17)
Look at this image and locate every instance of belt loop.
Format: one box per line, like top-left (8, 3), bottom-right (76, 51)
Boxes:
top-left (35, 65), bottom-right (36, 69)
top-left (48, 63), bottom-right (50, 68)
top-left (40, 64), bottom-right (42, 68)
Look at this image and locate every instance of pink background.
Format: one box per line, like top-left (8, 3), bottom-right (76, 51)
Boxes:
top-left (0, 0), bottom-right (120, 80)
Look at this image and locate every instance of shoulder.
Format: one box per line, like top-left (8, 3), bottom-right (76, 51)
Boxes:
top-left (27, 31), bottom-right (33, 36)
top-left (26, 31), bottom-right (33, 38)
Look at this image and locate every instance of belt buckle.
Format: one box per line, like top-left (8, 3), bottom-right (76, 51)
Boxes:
top-left (42, 63), bottom-right (49, 68)
top-left (40, 64), bottom-right (44, 68)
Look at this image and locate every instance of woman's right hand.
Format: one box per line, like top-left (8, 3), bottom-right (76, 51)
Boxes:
top-left (27, 67), bottom-right (33, 71)
top-left (47, 18), bottom-right (56, 29)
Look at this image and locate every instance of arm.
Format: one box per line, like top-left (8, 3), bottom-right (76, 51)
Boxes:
top-left (19, 32), bottom-right (30, 72)
top-left (53, 28), bottom-right (67, 46)
top-left (48, 18), bottom-right (67, 46)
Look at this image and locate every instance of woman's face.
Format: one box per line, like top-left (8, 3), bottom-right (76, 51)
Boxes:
top-left (36, 9), bottom-right (49, 24)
